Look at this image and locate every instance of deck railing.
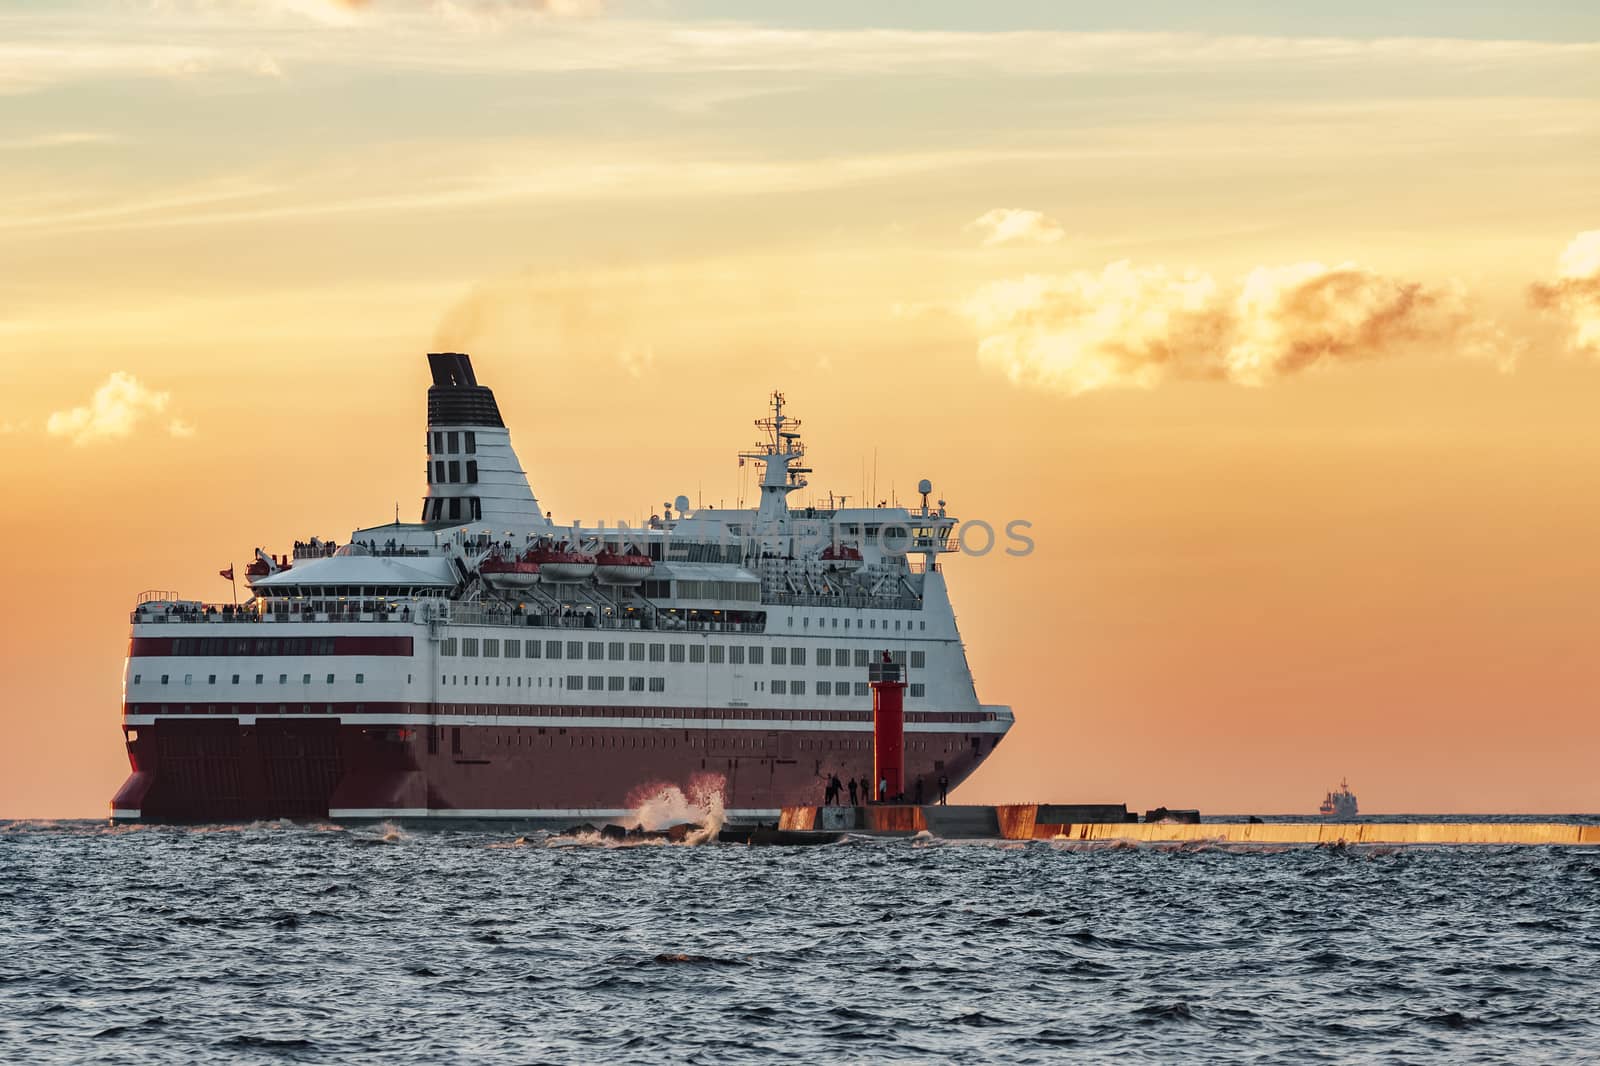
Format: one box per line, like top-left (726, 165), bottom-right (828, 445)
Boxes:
top-left (131, 601), bottom-right (766, 633)
top-left (764, 591), bottom-right (922, 611)
top-left (290, 544), bottom-right (434, 560)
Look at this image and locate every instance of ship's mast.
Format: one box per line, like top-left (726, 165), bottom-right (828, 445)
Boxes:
top-left (740, 390), bottom-right (810, 525)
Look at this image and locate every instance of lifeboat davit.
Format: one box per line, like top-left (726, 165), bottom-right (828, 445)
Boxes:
top-left (479, 552), bottom-right (540, 590)
top-left (594, 549), bottom-right (652, 584)
top-left (244, 554), bottom-right (290, 587)
top-left (528, 544), bottom-right (596, 583)
top-left (820, 544), bottom-right (864, 571)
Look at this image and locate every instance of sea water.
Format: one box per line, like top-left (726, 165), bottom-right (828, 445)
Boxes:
top-left (2, 817), bottom-right (1597, 1062)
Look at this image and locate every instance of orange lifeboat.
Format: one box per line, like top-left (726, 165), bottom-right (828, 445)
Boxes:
top-left (594, 548), bottom-right (652, 584)
top-left (527, 543), bottom-right (596, 583)
top-left (479, 550), bottom-right (540, 590)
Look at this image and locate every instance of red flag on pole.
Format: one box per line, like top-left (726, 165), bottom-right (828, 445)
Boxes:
top-left (219, 565), bottom-right (234, 581)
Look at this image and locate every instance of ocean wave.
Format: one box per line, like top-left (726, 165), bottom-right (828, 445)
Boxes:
top-left (1, 826), bottom-right (1593, 1062)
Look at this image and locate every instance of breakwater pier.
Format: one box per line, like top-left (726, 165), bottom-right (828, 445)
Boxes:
top-left (778, 805), bottom-right (1600, 845)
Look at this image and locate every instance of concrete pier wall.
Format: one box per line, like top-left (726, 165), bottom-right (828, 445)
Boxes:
top-left (777, 805), bottom-right (1600, 845)
top-left (1048, 821), bottom-right (1600, 846)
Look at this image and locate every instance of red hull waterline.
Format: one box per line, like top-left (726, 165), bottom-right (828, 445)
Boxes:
top-left (111, 707), bottom-right (1002, 825)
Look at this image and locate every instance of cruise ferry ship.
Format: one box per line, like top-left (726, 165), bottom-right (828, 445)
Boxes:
top-left (112, 353), bottom-right (1014, 823)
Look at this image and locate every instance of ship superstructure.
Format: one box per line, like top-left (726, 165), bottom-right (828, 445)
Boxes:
top-left (112, 354), bottom-right (1013, 822)
top-left (1319, 778), bottom-right (1359, 819)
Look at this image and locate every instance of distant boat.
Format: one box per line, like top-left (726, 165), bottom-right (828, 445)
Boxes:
top-left (1319, 777), bottom-right (1359, 818)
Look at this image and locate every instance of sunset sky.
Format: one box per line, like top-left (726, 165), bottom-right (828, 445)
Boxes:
top-left (3, 1), bottom-right (1599, 817)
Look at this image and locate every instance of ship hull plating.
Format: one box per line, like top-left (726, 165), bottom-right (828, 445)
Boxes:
top-left (112, 712), bottom-right (1000, 824)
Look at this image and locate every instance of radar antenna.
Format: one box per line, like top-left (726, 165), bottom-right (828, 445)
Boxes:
top-left (739, 390), bottom-right (809, 522)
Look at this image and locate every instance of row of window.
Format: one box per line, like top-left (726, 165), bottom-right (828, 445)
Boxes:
top-left (672, 580), bottom-right (762, 603)
top-left (444, 674), bottom-right (666, 692)
top-left (441, 638), bottom-right (926, 670)
top-left (440, 674), bottom-right (925, 698)
top-left (167, 637), bottom-right (338, 656)
top-left (801, 680), bottom-right (927, 697)
top-left (430, 430), bottom-right (477, 456)
top-left (135, 665), bottom-right (928, 701)
top-left (423, 496), bottom-right (482, 523)
top-left (786, 615), bottom-right (927, 632)
top-left (137, 672), bottom-right (377, 686)
top-left (428, 459), bottom-right (479, 486)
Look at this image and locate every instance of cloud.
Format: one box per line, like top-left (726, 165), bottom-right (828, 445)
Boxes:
top-left (961, 260), bottom-right (1508, 395)
top-left (969, 208), bottom-right (1065, 247)
top-left (1528, 230), bottom-right (1600, 356)
top-left (0, 132), bottom-right (124, 151)
top-left (616, 345), bottom-right (655, 380)
top-left (433, 271), bottom-right (650, 357)
top-left (45, 372), bottom-right (195, 445)
top-left (0, 147), bottom-right (1038, 238)
top-left (159, 0), bottom-right (370, 24)
top-left (2, 20), bottom-right (1595, 97)
top-left (245, 0), bottom-right (601, 25)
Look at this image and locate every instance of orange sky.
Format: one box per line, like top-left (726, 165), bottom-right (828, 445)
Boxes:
top-left (2, 1), bottom-right (1599, 817)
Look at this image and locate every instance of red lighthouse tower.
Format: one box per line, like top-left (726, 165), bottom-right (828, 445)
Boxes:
top-left (870, 651), bottom-right (906, 803)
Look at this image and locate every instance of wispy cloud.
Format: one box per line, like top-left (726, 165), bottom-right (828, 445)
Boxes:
top-left (149, 0), bottom-right (369, 27)
top-left (0, 176), bottom-right (287, 234)
top-left (429, 0), bottom-right (606, 27)
top-left (432, 270), bottom-right (662, 359)
top-left (616, 345), bottom-right (655, 380)
top-left (45, 372), bottom-right (195, 445)
top-left (0, 37), bottom-right (287, 95)
top-left (201, 0), bottom-right (606, 27)
top-left (969, 208), bottom-right (1065, 247)
top-left (1529, 230), bottom-right (1600, 357)
top-left (962, 260), bottom-right (1511, 395)
top-left (0, 131), bottom-right (124, 151)
top-left (0, 146), bottom-right (1060, 236)
top-left (2, 15), bottom-right (1596, 94)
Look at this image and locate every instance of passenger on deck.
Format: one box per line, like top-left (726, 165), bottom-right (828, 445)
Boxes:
top-left (915, 778), bottom-right (924, 806)
top-left (938, 775), bottom-right (949, 805)
top-left (878, 777), bottom-right (888, 803)
top-left (847, 778), bottom-right (858, 806)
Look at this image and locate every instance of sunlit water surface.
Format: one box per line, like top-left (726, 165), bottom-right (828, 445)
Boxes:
top-left (3, 820), bottom-right (1598, 1063)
